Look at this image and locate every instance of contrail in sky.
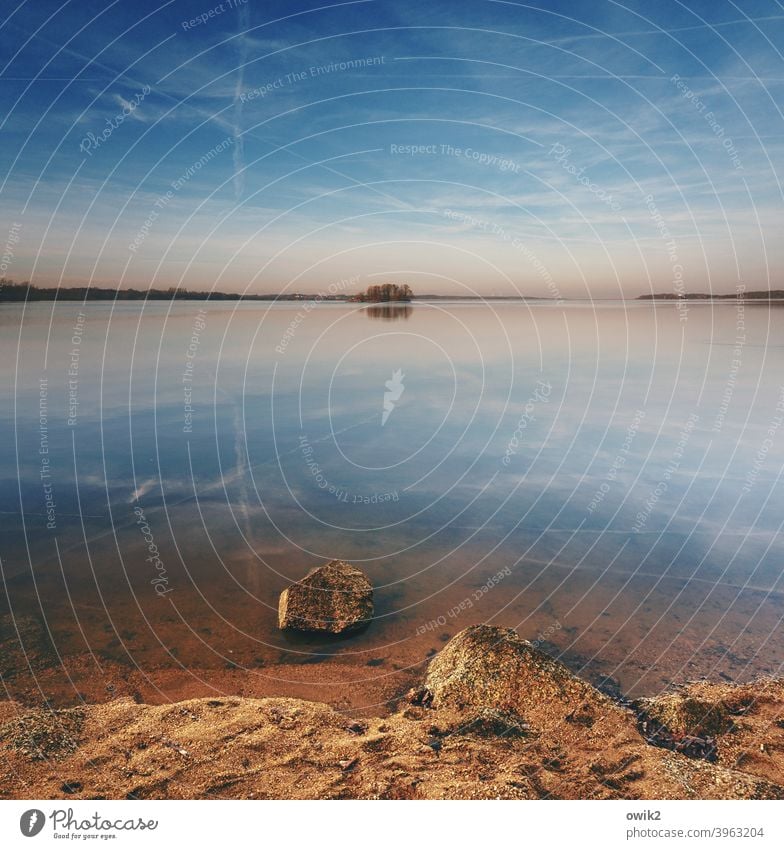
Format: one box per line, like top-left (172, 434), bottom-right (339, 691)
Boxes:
top-left (231, 2), bottom-right (250, 200)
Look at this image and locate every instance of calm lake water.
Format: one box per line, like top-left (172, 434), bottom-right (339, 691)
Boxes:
top-left (2, 299), bottom-right (783, 702)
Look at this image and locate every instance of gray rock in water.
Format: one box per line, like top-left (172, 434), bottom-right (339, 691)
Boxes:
top-left (278, 560), bottom-right (373, 635)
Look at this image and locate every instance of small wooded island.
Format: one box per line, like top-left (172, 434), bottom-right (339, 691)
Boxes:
top-left (350, 283), bottom-right (413, 303)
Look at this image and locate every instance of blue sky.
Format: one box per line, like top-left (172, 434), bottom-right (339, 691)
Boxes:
top-left (1, 0), bottom-right (783, 296)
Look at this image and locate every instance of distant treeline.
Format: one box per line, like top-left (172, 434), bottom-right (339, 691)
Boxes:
top-left (638, 291), bottom-right (784, 300)
top-left (0, 280), bottom-right (349, 303)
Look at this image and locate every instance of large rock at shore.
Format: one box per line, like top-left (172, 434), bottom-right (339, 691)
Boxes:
top-left (424, 625), bottom-right (602, 724)
top-left (278, 560), bottom-right (373, 635)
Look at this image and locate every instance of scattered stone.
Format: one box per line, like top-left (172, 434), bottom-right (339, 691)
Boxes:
top-left (405, 687), bottom-right (433, 708)
top-left (426, 736), bottom-right (442, 753)
top-left (278, 561), bottom-right (373, 635)
top-left (60, 780), bottom-right (82, 794)
top-left (635, 707), bottom-right (718, 762)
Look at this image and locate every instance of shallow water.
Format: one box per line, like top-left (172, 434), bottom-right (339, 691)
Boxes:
top-left (2, 299), bottom-right (783, 702)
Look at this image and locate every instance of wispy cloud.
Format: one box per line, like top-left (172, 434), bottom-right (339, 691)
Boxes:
top-left (0, 0), bottom-right (782, 296)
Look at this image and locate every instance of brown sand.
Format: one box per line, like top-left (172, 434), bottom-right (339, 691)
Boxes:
top-left (2, 627), bottom-right (783, 800)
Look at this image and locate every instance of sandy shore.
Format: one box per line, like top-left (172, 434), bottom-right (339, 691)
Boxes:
top-left (2, 626), bottom-right (783, 800)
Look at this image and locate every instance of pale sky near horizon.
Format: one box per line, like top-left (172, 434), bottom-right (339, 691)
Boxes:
top-left (1, 0), bottom-right (783, 297)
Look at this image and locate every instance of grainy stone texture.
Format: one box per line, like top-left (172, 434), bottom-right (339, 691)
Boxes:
top-left (278, 560), bottom-right (373, 635)
top-left (425, 624), bottom-right (603, 722)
